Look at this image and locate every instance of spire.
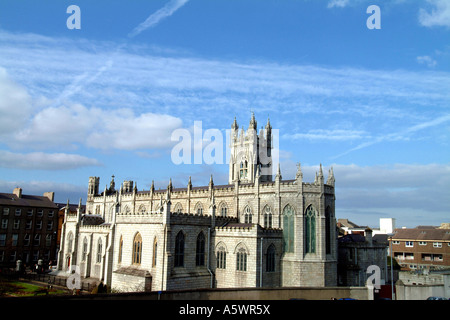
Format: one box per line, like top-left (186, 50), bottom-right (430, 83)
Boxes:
top-left (327, 166), bottom-right (335, 187)
top-left (296, 162), bottom-right (303, 180)
top-left (209, 174), bottom-right (214, 187)
top-left (249, 111), bottom-right (257, 130)
top-left (265, 116), bottom-right (271, 130)
top-left (187, 176), bottom-right (192, 190)
top-left (276, 163), bottom-right (282, 180)
top-left (150, 180), bottom-right (155, 193)
top-left (65, 199), bottom-right (70, 215)
top-left (231, 116), bottom-right (239, 130)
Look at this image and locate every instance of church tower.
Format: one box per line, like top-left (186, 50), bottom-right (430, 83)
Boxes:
top-left (229, 113), bottom-right (273, 184)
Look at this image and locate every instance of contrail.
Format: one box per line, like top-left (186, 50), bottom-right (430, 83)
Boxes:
top-left (128, 0), bottom-right (190, 38)
top-left (332, 113), bottom-right (450, 159)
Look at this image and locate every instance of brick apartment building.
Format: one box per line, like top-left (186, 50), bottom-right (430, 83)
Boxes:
top-left (390, 224), bottom-right (450, 271)
top-left (0, 187), bottom-right (59, 270)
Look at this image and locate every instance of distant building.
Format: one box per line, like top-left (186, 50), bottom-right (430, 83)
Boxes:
top-left (337, 227), bottom-right (388, 287)
top-left (0, 188), bottom-right (58, 270)
top-left (390, 224), bottom-right (450, 271)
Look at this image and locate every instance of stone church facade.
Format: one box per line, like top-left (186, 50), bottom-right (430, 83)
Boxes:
top-left (57, 115), bottom-right (338, 292)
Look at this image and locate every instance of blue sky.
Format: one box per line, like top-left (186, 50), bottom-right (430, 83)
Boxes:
top-left (0, 0), bottom-right (449, 228)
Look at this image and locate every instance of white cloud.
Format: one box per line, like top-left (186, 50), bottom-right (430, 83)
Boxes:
top-left (327, 0), bottom-right (350, 8)
top-left (0, 150), bottom-right (101, 170)
top-left (13, 103), bottom-right (183, 151)
top-left (419, 0), bottom-right (450, 28)
top-left (417, 55), bottom-right (437, 67)
top-left (0, 67), bottom-right (32, 137)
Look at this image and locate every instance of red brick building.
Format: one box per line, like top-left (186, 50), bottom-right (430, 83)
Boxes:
top-left (0, 188), bottom-right (59, 270)
top-left (390, 225), bottom-right (450, 271)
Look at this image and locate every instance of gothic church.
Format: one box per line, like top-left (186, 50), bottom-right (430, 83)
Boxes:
top-left (57, 115), bottom-right (337, 292)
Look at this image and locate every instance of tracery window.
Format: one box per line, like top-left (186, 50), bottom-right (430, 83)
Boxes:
top-left (132, 233), bottom-right (142, 265)
top-left (263, 205), bottom-right (273, 228)
top-left (196, 232), bottom-right (205, 266)
top-left (283, 205), bottom-right (295, 253)
top-left (174, 231), bottom-right (185, 267)
top-left (325, 206), bottom-right (332, 254)
top-left (244, 206), bottom-right (252, 224)
top-left (305, 206), bottom-right (316, 254)
top-left (216, 245), bottom-right (227, 269)
top-left (236, 247), bottom-right (247, 271)
top-left (82, 237), bottom-right (88, 261)
top-left (240, 160), bottom-right (248, 179)
top-left (96, 238), bottom-right (102, 263)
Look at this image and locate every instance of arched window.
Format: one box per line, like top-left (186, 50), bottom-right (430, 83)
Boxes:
top-left (152, 237), bottom-right (157, 267)
top-left (133, 233), bottom-right (142, 265)
top-left (174, 203), bottom-right (183, 214)
top-left (266, 244), bottom-right (276, 272)
top-left (305, 206), bottom-right (316, 254)
top-left (216, 245), bottom-right (227, 269)
top-left (244, 206), bottom-right (252, 224)
top-left (219, 202), bottom-right (228, 217)
top-left (236, 247), bottom-right (247, 271)
top-left (96, 238), bottom-right (102, 263)
top-left (263, 205), bottom-right (273, 228)
top-left (196, 232), bottom-right (205, 266)
top-left (138, 205), bottom-right (146, 214)
top-left (283, 205), bottom-right (295, 253)
top-left (82, 237), bottom-right (88, 261)
top-left (118, 235), bottom-right (123, 264)
top-left (195, 202), bottom-right (203, 215)
top-left (174, 231), bottom-right (185, 267)
top-left (325, 206), bottom-right (332, 254)
top-left (240, 160), bottom-right (248, 179)
top-left (67, 232), bottom-right (73, 253)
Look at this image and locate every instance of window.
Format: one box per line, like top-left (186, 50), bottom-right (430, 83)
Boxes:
top-left (266, 244), bottom-right (276, 272)
top-left (305, 206), bottom-right (316, 253)
top-left (325, 207), bottom-right (332, 254)
top-left (132, 233), bottom-right (142, 265)
top-left (283, 205), bottom-right (295, 253)
top-left (13, 219), bottom-right (20, 230)
top-left (0, 234), bottom-right (6, 246)
top-left (118, 236), bottom-right (123, 264)
top-left (244, 206), bottom-right (252, 224)
top-left (47, 221), bottom-right (53, 231)
top-left (97, 238), bottom-right (103, 263)
top-left (1, 219), bottom-right (7, 229)
top-left (419, 241), bottom-right (427, 246)
top-left (216, 246), bottom-right (226, 269)
top-left (236, 248), bottom-right (247, 271)
top-left (67, 232), bottom-right (73, 252)
top-left (240, 160), bottom-right (248, 179)
top-left (196, 232), bottom-right (205, 266)
top-left (48, 210), bottom-right (54, 217)
top-left (46, 234), bottom-right (52, 247)
top-left (195, 203), bottom-right (203, 215)
top-left (33, 234), bottom-right (40, 246)
top-left (27, 209), bottom-right (33, 216)
top-left (26, 220), bottom-right (32, 229)
top-left (15, 209), bottom-right (21, 216)
top-left (3, 208), bottom-right (9, 215)
top-left (82, 238), bottom-right (88, 261)
top-left (174, 203), bottom-right (182, 214)
top-left (392, 240), bottom-right (400, 245)
top-left (219, 203), bottom-right (228, 217)
top-left (405, 241), bottom-right (414, 247)
top-left (153, 237), bottom-right (157, 267)
top-left (174, 231), bottom-right (185, 267)
top-left (12, 234), bottom-right (18, 246)
top-left (24, 234), bottom-right (30, 246)
top-left (37, 209), bottom-right (43, 217)
top-left (433, 242), bottom-right (442, 248)
top-left (36, 220), bottom-right (42, 230)
top-left (263, 205), bottom-right (272, 228)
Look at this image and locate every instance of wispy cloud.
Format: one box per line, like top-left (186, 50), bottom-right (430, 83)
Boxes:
top-left (128, 0), bottom-right (190, 37)
top-left (417, 55), bottom-right (438, 67)
top-left (0, 150), bottom-right (101, 170)
top-left (419, 0), bottom-right (450, 28)
top-left (332, 113), bottom-right (450, 159)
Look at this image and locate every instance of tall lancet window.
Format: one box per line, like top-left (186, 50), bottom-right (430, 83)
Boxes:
top-left (240, 160), bottom-right (248, 179)
top-left (174, 231), bottom-right (185, 267)
top-left (283, 205), bottom-right (295, 253)
top-left (133, 233), bottom-right (142, 265)
top-left (305, 206), bottom-right (316, 254)
top-left (196, 232), bottom-right (205, 266)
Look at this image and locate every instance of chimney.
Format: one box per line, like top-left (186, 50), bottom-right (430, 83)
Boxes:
top-left (13, 187), bottom-right (22, 198)
top-left (43, 192), bottom-right (55, 202)
top-left (365, 228), bottom-right (373, 245)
